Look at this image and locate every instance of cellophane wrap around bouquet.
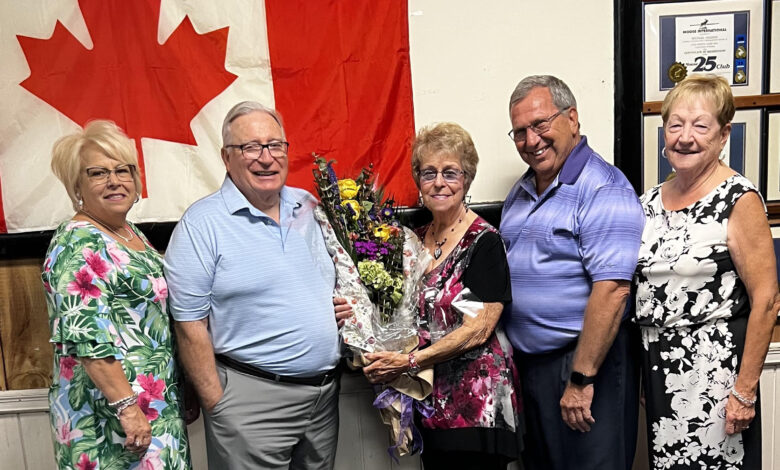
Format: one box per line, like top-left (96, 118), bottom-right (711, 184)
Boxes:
top-left (312, 156), bottom-right (434, 458)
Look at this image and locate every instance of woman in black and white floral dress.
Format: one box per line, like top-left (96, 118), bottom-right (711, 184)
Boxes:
top-left (634, 75), bottom-right (779, 469)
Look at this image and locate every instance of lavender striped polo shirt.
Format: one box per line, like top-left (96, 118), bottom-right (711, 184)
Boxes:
top-left (501, 137), bottom-right (644, 354)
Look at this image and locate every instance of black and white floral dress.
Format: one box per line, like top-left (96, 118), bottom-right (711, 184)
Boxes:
top-left (633, 174), bottom-right (762, 470)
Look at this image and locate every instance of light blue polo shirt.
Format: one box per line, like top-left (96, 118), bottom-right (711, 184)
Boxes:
top-left (164, 176), bottom-right (340, 376)
top-left (501, 137), bottom-right (644, 354)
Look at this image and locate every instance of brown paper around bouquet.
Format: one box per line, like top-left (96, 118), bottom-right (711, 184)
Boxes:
top-left (354, 338), bottom-right (434, 457)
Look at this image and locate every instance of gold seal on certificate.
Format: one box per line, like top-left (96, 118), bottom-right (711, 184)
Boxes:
top-left (734, 69), bottom-right (747, 83)
top-left (667, 62), bottom-right (687, 84)
top-left (735, 45), bottom-right (747, 59)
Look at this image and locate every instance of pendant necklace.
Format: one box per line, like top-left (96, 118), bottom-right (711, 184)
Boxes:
top-left (80, 209), bottom-right (134, 243)
top-left (428, 208), bottom-right (466, 260)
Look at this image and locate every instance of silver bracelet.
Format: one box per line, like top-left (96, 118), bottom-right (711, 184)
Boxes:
top-left (109, 392), bottom-right (138, 418)
top-left (731, 389), bottom-right (756, 407)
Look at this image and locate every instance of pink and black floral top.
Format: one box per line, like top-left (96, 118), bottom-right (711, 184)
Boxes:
top-left (415, 216), bottom-right (522, 457)
top-left (42, 220), bottom-right (191, 470)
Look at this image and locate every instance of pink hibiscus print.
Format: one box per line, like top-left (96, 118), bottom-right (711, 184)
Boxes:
top-left (138, 373), bottom-right (165, 400)
top-left (66, 266), bottom-right (102, 303)
top-left (75, 453), bottom-right (97, 470)
top-left (147, 276), bottom-right (168, 303)
top-left (54, 416), bottom-right (83, 445)
top-left (59, 356), bottom-right (78, 380)
top-left (82, 248), bottom-right (111, 280)
top-left (137, 393), bottom-right (159, 421)
top-left (106, 241), bottom-right (130, 268)
top-left (140, 450), bottom-right (164, 470)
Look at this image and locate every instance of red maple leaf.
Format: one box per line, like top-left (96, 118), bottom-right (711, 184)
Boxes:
top-left (17, 0), bottom-right (236, 197)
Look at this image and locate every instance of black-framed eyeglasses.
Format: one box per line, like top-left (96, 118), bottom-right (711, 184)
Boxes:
top-left (418, 168), bottom-right (464, 183)
top-left (225, 141), bottom-right (289, 159)
top-left (85, 164), bottom-right (136, 183)
top-left (507, 107), bottom-right (570, 143)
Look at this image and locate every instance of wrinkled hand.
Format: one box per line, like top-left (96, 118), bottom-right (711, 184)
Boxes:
top-left (119, 405), bottom-right (152, 455)
top-left (333, 297), bottom-right (354, 328)
top-left (560, 383), bottom-right (596, 432)
top-left (725, 393), bottom-right (755, 435)
top-left (363, 351), bottom-right (407, 384)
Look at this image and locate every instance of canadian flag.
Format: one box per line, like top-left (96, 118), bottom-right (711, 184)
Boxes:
top-left (0, 0), bottom-right (416, 233)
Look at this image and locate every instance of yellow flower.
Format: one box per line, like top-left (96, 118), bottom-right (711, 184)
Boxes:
top-left (373, 224), bottom-right (392, 242)
top-left (341, 199), bottom-right (361, 219)
top-left (338, 179), bottom-right (360, 199)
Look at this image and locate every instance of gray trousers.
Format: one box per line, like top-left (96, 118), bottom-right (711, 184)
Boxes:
top-left (203, 362), bottom-right (340, 470)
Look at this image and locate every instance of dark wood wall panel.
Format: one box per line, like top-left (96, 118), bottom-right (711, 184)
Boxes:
top-left (0, 259), bottom-right (52, 390)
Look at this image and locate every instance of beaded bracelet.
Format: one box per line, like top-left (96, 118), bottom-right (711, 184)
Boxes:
top-left (731, 389), bottom-right (756, 407)
top-left (109, 392), bottom-right (138, 419)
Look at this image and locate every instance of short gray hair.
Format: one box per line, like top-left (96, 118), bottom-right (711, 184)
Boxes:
top-left (509, 75), bottom-right (577, 112)
top-left (221, 101), bottom-right (285, 146)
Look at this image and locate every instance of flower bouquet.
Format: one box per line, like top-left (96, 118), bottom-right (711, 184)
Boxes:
top-left (312, 156), bottom-right (433, 458)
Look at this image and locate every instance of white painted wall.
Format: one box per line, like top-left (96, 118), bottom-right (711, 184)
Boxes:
top-left (408, 0), bottom-right (615, 203)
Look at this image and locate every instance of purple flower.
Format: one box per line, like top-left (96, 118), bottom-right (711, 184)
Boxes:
top-left (327, 163), bottom-right (338, 185)
top-left (380, 207), bottom-right (394, 218)
top-left (355, 240), bottom-right (381, 260)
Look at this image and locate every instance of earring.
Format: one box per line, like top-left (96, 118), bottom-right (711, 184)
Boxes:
top-left (463, 195), bottom-right (471, 212)
top-left (660, 147), bottom-right (668, 160)
top-left (77, 197), bottom-right (83, 210)
top-left (134, 194), bottom-right (141, 203)
top-left (417, 193), bottom-right (424, 207)
top-left (719, 149), bottom-right (727, 161)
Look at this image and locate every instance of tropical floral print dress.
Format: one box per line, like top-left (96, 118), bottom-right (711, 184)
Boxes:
top-left (415, 217), bottom-right (521, 459)
top-left (634, 175), bottom-right (762, 470)
top-left (42, 220), bottom-right (191, 470)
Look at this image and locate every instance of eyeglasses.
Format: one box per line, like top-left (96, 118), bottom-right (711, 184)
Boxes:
top-left (85, 164), bottom-right (136, 183)
top-left (225, 141), bottom-right (289, 160)
top-left (507, 107), bottom-right (570, 143)
top-left (418, 168), bottom-right (464, 183)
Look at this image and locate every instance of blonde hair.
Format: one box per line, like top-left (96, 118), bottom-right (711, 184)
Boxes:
top-left (661, 74), bottom-right (735, 127)
top-left (411, 122), bottom-right (479, 191)
top-left (51, 120), bottom-right (141, 211)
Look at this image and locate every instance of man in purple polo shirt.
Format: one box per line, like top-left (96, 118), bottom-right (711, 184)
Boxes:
top-left (501, 75), bottom-right (644, 470)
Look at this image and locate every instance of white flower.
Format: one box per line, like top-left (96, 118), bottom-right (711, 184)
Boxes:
top-left (659, 237), bottom-right (685, 262)
top-left (718, 271), bottom-right (737, 299)
top-left (652, 417), bottom-right (688, 453)
top-left (671, 391), bottom-right (705, 421)
top-left (722, 434), bottom-right (744, 464)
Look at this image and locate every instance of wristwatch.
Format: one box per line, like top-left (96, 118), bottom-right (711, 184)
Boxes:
top-left (570, 371), bottom-right (596, 386)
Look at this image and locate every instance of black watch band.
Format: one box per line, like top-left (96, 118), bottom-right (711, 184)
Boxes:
top-left (570, 371), bottom-right (596, 386)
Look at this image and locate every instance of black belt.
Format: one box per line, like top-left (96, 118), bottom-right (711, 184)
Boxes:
top-left (215, 354), bottom-right (339, 387)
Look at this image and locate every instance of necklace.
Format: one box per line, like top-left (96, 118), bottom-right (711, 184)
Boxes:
top-left (428, 208), bottom-right (466, 260)
top-left (80, 209), bottom-right (134, 243)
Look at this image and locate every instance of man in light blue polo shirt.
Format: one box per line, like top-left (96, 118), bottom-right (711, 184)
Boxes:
top-left (501, 76), bottom-right (644, 470)
top-left (164, 101), bottom-right (350, 470)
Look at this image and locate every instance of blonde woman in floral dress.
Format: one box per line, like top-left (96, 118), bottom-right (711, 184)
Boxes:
top-left (42, 121), bottom-right (191, 469)
top-left (634, 75), bottom-right (778, 469)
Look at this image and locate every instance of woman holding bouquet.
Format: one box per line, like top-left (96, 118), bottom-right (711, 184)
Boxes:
top-left (42, 121), bottom-right (191, 469)
top-left (364, 123), bottom-right (522, 469)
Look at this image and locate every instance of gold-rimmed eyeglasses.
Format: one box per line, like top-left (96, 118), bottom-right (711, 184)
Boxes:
top-left (85, 164), bottom-right (136, 183)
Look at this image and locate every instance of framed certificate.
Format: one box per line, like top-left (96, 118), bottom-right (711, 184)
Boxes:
top-left (641, 110), bottom-right (762, 193)
top-left (771, 0), bottom-right (780, 92)
top-left (644, 0), bottom-right (765, 101)
top-left (767, 112), bottom-right (780, 201)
